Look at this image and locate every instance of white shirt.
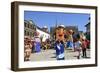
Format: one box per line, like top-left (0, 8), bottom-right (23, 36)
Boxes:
top-left (75, 41), bottom-right (82, 49)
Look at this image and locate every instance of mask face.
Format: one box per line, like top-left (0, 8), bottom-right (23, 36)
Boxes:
top-left (56, 27), bottom-right (65, 41)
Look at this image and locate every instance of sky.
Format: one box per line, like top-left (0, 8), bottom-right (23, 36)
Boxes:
top-left (24, 11), bottom-right (90, 32)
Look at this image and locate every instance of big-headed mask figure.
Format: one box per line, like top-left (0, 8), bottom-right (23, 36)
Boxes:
top-left (55, 25), bottom-right (65, 42)
top-left (55, 25), bottom-right (65, 60)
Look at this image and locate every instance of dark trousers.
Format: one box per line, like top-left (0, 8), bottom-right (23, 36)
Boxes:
top-left (82, 48), bottom-right (87, 58)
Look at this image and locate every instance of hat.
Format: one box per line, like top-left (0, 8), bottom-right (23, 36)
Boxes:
top-left (57, 25), bottom-right (65, 28)
top-left (43, 26), bottom-right (48, 28)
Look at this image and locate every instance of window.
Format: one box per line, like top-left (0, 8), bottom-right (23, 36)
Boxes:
top-left (24, 30), bottom-right (26, 35)
top-left (28, 24), bottom-right (30, 28)
top-left (31, 25), bottom-right (33, 29)
top-left (27, 31), bottom-right (29, 36)
top-left (24, 23), bottom-right (26, 27)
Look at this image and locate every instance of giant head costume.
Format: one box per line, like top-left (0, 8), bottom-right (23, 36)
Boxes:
top-left (55, 25), bottom-right (65, 42)
top-left (55, 25), bottom-right (65, 60)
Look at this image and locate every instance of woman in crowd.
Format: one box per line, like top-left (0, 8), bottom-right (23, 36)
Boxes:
top-left (81, 36), bottom-right (88, 58)
top-left (24, 37), bottom-right (32, 61)
top-left (74, 34), bottom-right (82, 59)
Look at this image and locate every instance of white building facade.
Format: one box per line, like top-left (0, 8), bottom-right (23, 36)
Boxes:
top-left (36, 28), bottom-right (50, 42)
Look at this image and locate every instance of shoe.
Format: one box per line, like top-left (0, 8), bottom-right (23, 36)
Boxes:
top-left (77, 56), bottom-right (80, 59)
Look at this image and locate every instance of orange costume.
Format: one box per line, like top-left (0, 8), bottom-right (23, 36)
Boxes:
top-left (55, 25), bottom-right (65, 42)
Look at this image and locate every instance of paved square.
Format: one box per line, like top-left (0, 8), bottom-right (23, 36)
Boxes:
top-left (30, 49), bottom-right (90, 61)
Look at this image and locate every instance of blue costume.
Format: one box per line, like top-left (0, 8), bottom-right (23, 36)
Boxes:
top-left (34, 37), bottom-right (41, 52)
top-left (55, 41), bottom-right (65, 60)
top-left (67, 41), bottom-right (73, 49)
top-left (35, 42), bottom-right (41, 52)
